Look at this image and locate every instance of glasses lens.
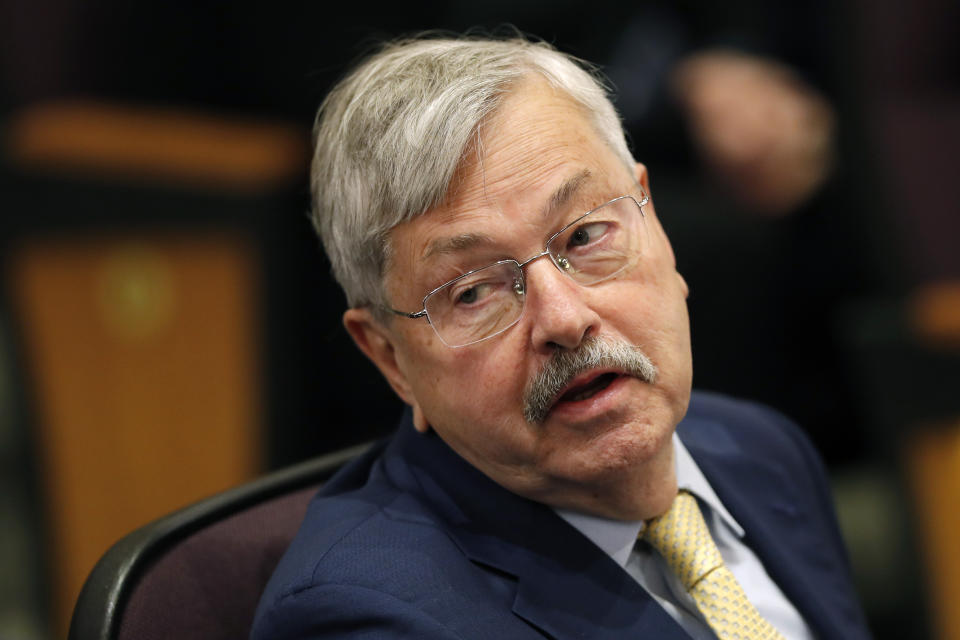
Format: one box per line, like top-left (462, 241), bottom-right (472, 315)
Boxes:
top-left (424, 261), bottom-right (525, 347)
top-left (546, 196), bottom-right (643, 284)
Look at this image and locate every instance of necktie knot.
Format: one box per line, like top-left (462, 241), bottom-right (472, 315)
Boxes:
top-left (643, 490), bottom-right (723, 590)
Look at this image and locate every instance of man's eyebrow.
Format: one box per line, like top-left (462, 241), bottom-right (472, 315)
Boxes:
top-left (541, 169), bottom-right (592, 219)
top-left (423, 232), bottom-right (499, 261)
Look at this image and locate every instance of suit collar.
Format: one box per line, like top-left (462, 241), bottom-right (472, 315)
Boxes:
top-left (382, 412), bottom-right (692, 639)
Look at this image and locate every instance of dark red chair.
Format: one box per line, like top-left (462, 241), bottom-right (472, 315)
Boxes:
top-left (68, 441), bottom-right (375, 640)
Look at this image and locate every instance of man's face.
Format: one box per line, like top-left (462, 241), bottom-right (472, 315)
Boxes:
top-left (346, 79), bottom-right (693, 520)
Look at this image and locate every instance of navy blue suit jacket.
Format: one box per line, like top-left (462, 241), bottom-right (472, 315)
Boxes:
top-left (252, 392), bottom-right (872, 639)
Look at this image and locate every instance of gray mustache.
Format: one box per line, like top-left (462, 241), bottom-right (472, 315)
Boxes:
top-left (522, 336), bottom-right (657, 424)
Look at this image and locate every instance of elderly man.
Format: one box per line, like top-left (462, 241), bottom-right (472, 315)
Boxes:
top-left (252, 35), bottom-right (871, 640)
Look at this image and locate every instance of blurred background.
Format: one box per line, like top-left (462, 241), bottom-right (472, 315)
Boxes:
top-left (0, 0), bottom-right (957, 638)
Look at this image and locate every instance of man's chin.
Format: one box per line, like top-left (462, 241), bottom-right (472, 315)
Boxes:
top-left (535, 437), bottom-right (678, 520)
top-left (547, 411), bottom-right (674, 477)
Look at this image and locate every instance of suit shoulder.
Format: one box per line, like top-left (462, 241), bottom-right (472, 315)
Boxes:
top-left (686, 390), bottom-right (798, 431)
top-left (253, 485), bottom-right (528, 639)
top-left (253, 462), bottom-right (503, 626)
top-left (682, 390), bottom-right (822, 469)
top-left (261, 478), bottom-right (448, 594)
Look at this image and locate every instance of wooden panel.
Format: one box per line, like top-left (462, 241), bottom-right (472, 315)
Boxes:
top-left (906, 421), bottom-right (960, 640)
top-left (8, 234), bottom-right (262, 636)
top-left (7, 101), bottom-right (307, 191)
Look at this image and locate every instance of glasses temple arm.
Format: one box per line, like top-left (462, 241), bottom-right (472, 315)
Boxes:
top-left (385, 306), bottom-right (428, 319)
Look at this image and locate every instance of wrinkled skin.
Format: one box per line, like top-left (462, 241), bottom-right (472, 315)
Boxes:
top-left (345, 78), bottom-right (693, 521)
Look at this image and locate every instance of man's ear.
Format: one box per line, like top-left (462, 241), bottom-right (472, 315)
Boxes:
top-left (677, 272), bottom-right (690, 298)
top-left (634, 161), bottom-right (681, 272)
top-left (343, 307), bottom-right (429, 432)
top-left (634, 162), bottom-right (651, 193)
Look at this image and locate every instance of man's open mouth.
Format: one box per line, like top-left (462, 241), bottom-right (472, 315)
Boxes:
top-left (522, 337), bottom-right (657, 424)
top-left (556, 372), bottom-right (620, 404)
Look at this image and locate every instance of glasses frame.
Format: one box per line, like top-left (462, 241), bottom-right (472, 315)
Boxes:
top-left (386, 191), bottom-right (649, 347)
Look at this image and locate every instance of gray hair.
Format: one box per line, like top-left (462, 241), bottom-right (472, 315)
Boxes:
top-left (311, 34), bottom-right (634, 313)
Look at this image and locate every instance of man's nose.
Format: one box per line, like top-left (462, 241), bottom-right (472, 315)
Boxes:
top-left (524, 258), bottom-right (601, 351)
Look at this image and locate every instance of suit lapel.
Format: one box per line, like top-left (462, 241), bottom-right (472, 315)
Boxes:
top-left (386, 420), bottom-right (692, 640)
top-left (453, 515), bottom-right (690, 639)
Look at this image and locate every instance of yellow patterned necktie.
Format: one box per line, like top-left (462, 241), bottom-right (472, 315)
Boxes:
top-left (642, 491), bottom-right (786, 640)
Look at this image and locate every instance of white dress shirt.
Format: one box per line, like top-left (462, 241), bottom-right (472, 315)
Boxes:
top-left (555, 433), bottom-right (816, 640)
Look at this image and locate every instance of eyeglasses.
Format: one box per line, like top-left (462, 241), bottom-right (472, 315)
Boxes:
top-left (387, 192), bottom-right (649, 347)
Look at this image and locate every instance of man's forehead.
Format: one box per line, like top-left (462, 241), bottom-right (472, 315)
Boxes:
top-left (422, 168), bottom-right (595, 259)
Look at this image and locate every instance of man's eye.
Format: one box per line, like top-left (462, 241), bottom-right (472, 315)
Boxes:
top-left (458, 286), bottom-right (480, 304)
top-left (568, 222), bottom-right (608, 248)
top-left (454, 283), bottom-right (494, 305)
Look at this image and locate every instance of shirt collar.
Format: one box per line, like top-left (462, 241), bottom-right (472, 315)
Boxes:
top-left (555, 432), bottom-right (746, 568)
top-left (674, 431), bottom-right (745, 538)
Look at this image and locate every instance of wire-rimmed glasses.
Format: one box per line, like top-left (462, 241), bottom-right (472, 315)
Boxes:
top-left (387, 191), bottom-right (649, 347)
